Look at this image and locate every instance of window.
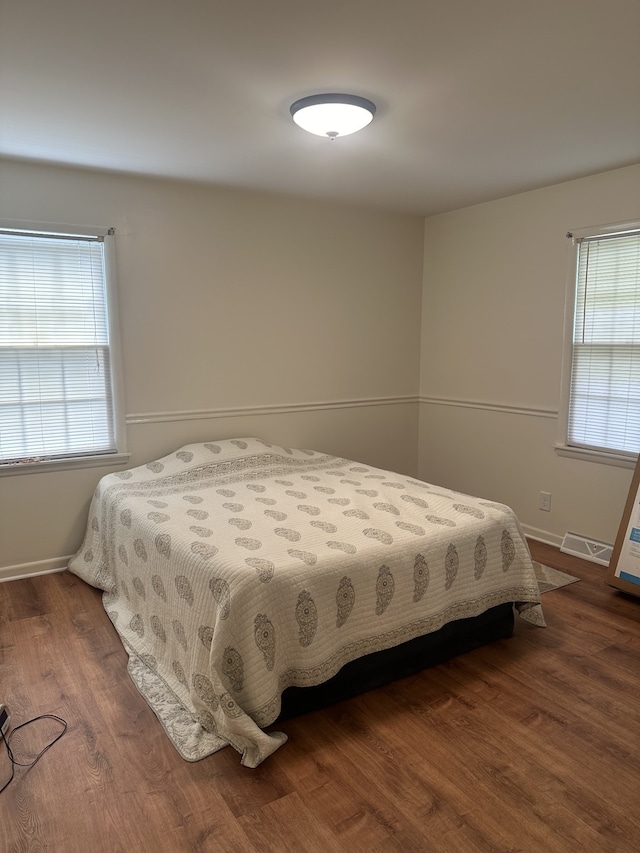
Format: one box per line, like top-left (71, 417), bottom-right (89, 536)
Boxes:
top-left (560, 224), bottom-right (640, 463)
top-left (0, 224), bottom-right (126, 470)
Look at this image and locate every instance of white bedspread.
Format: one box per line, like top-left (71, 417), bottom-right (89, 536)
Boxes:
top-left (68, 438), bottom-right (543, 766)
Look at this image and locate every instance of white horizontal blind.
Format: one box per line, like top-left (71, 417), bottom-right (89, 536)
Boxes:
top-left (568, 230), bottom-right (640, 455)
top-left (0, 230), bottom-right (116, 463)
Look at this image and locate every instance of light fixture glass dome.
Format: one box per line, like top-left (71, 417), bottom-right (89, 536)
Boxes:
top-left (290, 94), bottom-right (376, 139)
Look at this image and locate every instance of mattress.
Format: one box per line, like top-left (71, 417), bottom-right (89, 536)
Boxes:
top-left (68, 437), bottom-right (544, 766)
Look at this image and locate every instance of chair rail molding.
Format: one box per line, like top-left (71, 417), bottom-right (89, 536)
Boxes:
top-left (126, 395), bottom-right (419, 425)
top-left (419, 396), bottom-right (558, 419)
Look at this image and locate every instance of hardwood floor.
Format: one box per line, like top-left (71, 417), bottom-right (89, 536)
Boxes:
top-left (1, 540), bottom-right (639, 852)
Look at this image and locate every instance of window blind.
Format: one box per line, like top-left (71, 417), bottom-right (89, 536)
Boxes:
top-left (568, 230), bottom-right (640, 456)
top-left (0, 230), bottom-right (116, 463)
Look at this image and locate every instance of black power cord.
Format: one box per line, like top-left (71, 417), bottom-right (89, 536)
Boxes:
top-left (0, 714), bottom-right (67, 794)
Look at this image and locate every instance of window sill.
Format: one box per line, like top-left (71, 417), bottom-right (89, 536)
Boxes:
top-left (554, 444), bottom-right (637, 470)
top-left (0, 452), bottom-right (131, 477)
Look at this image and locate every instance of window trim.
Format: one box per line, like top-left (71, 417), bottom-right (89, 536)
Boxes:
top-left (0, 219), bottom-right (129, 475)
top-left (556, 218), bottom-right (640, 468)
top-left (0, 451), bottom-right (131, 477)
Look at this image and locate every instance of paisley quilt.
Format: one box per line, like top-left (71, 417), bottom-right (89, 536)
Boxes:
top-left (68, 437), bottom-right (544, 766)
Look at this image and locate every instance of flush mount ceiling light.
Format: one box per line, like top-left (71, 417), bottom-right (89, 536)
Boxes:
top-left (290, 93), bottom-right (376, 139)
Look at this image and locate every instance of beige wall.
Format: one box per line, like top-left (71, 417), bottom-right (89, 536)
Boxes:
top-left (3, 158), bottom-right (639, 576)
top-left (0, 160), bottom-right (424, 576)
top-left (419, 163), bottom-right (640, 546)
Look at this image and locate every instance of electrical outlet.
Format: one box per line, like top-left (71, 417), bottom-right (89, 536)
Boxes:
top-left (539, 491), bottom-right (552, 512)
top-left (0, 703), bottom-right (10, 738)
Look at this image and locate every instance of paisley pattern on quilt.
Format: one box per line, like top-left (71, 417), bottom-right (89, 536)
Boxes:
top-left (68, 437), bottom-right (543, 766)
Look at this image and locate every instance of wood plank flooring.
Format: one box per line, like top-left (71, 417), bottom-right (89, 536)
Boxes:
top-left (1, 540), bottom-right (639, 852)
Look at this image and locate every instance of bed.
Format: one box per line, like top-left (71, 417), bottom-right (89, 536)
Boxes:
top-left (68, 437), bottom-right (544, 767)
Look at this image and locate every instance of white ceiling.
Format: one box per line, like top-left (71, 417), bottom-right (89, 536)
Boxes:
top-left (1, 0), bottom-right (639, 217)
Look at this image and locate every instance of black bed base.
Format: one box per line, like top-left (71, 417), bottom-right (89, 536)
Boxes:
top-left (276, 603), bottom-right (515, 722)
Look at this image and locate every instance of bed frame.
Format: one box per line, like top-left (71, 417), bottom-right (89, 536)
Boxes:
top-left (276, 602), bottom-right (514, 720)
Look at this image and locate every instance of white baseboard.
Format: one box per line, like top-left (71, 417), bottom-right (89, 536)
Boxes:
top-left (521, 524), bottom-right (563, 549)
top-left (0, 556), bottom-right (72, 584)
